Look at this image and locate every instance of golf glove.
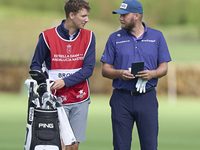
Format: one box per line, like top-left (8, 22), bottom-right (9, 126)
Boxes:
top-left (136, 78), bottom-right (148, 93)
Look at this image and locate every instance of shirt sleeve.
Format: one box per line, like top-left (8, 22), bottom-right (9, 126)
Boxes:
top-left (63, 32), bottom-right (96, 87)
top-left (100, 34), bottom-right (115, 65)
top-left (158, 33), bottom-right (172, 63)
top-left (30, 34), bottom-right (51, 73)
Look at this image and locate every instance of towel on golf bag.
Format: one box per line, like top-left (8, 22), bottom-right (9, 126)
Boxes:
top-left (57, 107), bottom-right (76, 146)
top-left (29, 109), bottom-right (62, 150)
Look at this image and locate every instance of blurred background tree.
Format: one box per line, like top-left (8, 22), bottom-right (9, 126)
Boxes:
top-left (0, 0), bottom-right (200, 25)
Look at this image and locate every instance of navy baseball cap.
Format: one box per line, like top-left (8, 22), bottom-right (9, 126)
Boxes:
top-left (112, 0), bottom-right (143, 14)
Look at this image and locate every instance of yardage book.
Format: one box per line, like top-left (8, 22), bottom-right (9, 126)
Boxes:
top-left (131, 62), bottom-right (144, 76)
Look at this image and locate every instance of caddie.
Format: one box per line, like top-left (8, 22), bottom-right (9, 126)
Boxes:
top-left (30, 0), bottom-right (96, 150)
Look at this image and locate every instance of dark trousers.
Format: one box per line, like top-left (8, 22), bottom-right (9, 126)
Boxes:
top-left (110, 89), bottom-right (158, 150)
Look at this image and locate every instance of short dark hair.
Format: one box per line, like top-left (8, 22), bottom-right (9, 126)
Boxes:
top-left (64, 0), bottom-right (91, 18)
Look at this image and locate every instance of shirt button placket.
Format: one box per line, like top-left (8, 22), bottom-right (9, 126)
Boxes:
top-left (135, 41), bottom-right (138, 49)
top-left (135, 40), bottom-right (139, 61)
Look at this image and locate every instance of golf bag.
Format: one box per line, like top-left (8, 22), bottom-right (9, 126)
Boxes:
top-left (25, 109), bottom-right (62, 150)
top-left (24, 70), bottom-right (76, 150)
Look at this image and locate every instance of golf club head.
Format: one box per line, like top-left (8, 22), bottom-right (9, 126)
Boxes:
top-left (37, 83), bottom-right (47, 97)
top-left (50, 94), bottom-right (57, 102)
top-left (55, 97), bottom-right (63, 107)
top-left (45, 101), bottom-right (54, 109)
top-left (42, 92), bottom-right (49, 99)
top-left (31, 98), bottom-right (40, 108)
top-left (29, 70), bottom-right (46, 85)
top-left (57, 97), bottom-right (63, 103)
top-left (42, 99), bottom-right (54, 109)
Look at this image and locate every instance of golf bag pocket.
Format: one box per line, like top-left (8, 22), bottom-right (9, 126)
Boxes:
top-left (30, 109), bottom-right (62, 150)
top-left (37, 130), bottom-right (56, 141)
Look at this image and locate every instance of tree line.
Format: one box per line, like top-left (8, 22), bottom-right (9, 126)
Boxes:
top-left (0, 0), bottom-right (199, 25)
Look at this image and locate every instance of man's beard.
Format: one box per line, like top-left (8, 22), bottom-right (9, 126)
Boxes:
top-left (121, 18), bottom-right (135, 31)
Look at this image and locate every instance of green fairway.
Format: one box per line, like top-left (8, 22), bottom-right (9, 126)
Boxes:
top-left (0, 93), bottom-right (200, 150)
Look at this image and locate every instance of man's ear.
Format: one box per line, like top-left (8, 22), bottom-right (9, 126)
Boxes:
top-left (133, 13), bottom-right (140, 21)
top-left (69, 12), bottom-right (74, 19)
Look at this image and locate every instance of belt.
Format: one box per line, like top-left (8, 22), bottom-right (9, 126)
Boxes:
top-left (115, 87), bottom-right (155, 96)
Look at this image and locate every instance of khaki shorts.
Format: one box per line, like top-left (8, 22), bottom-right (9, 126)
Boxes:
top-left (62, 99), bottom-right (90, 142)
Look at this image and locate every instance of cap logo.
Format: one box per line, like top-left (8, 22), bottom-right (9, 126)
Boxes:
top-left (120, 3), bottom-right (128, 9)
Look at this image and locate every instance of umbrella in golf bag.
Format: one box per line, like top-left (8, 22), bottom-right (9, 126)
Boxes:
top-left (24, 70), bottom-right (76, 150)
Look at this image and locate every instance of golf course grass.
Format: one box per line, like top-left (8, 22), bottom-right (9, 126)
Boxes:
top-left (0, 93), bottom-right (199, 150)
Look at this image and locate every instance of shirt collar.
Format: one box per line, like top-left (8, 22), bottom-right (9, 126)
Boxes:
top-left (128, 22), bottom-right (147, 41)
top-left (61, 20), bottom-right (79, 40)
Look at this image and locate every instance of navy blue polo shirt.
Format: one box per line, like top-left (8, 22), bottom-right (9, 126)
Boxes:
top-left (101, 22), bottom-right (171, 91)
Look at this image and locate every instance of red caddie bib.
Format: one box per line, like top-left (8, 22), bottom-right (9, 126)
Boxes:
top-left (42, 27), bottom-right (92, 104)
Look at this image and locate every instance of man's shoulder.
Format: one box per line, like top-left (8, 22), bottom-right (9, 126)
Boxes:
top-left (80, 29), bottom-right (94, 37)
top-left (109, 29), bottom-right (128, 39)
top-left (43, 26), bottom-right (57, 34)
top-left (81, 28), bottom-right (92, 33)
top-left (146, 27), bottom-right (163, 36)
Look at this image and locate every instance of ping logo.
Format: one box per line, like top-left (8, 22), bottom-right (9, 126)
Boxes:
top-left (38, 123), bottom-right (54, 129)
top-left (120, 3), bottom-right (128, 9)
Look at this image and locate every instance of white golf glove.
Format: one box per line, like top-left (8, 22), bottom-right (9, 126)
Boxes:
top-left (128, 67), bottom-right (148, 93)
top-left (136, 78), bottom-right (148, 93)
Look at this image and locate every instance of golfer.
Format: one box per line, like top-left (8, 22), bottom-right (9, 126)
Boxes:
top-left (101, 0), bottom-right (171, 150)
top-left (30, 0), bottom-right (96, 150)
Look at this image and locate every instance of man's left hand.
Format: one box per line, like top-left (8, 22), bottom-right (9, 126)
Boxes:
top-left (135, 70), bottom-right (153, 80)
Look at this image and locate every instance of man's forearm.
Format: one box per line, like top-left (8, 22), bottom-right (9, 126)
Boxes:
top-left (101, 63), bottom-right (122, 79)
top-left (152, 62), bottom-right (168, 79)
top-left (135, 62), bottom-right (168, 81)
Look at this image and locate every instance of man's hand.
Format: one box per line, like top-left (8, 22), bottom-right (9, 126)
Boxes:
top-left (50, 79), bottom-right (65, 90)
top-left (121, 70), bottom-right (135, 81)
top-left (136, 70), bottom-right (153, 81)
top-left (102, 63), bottom-right (135, 80)
top-left (136, 62), bottom-right (168, 80)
